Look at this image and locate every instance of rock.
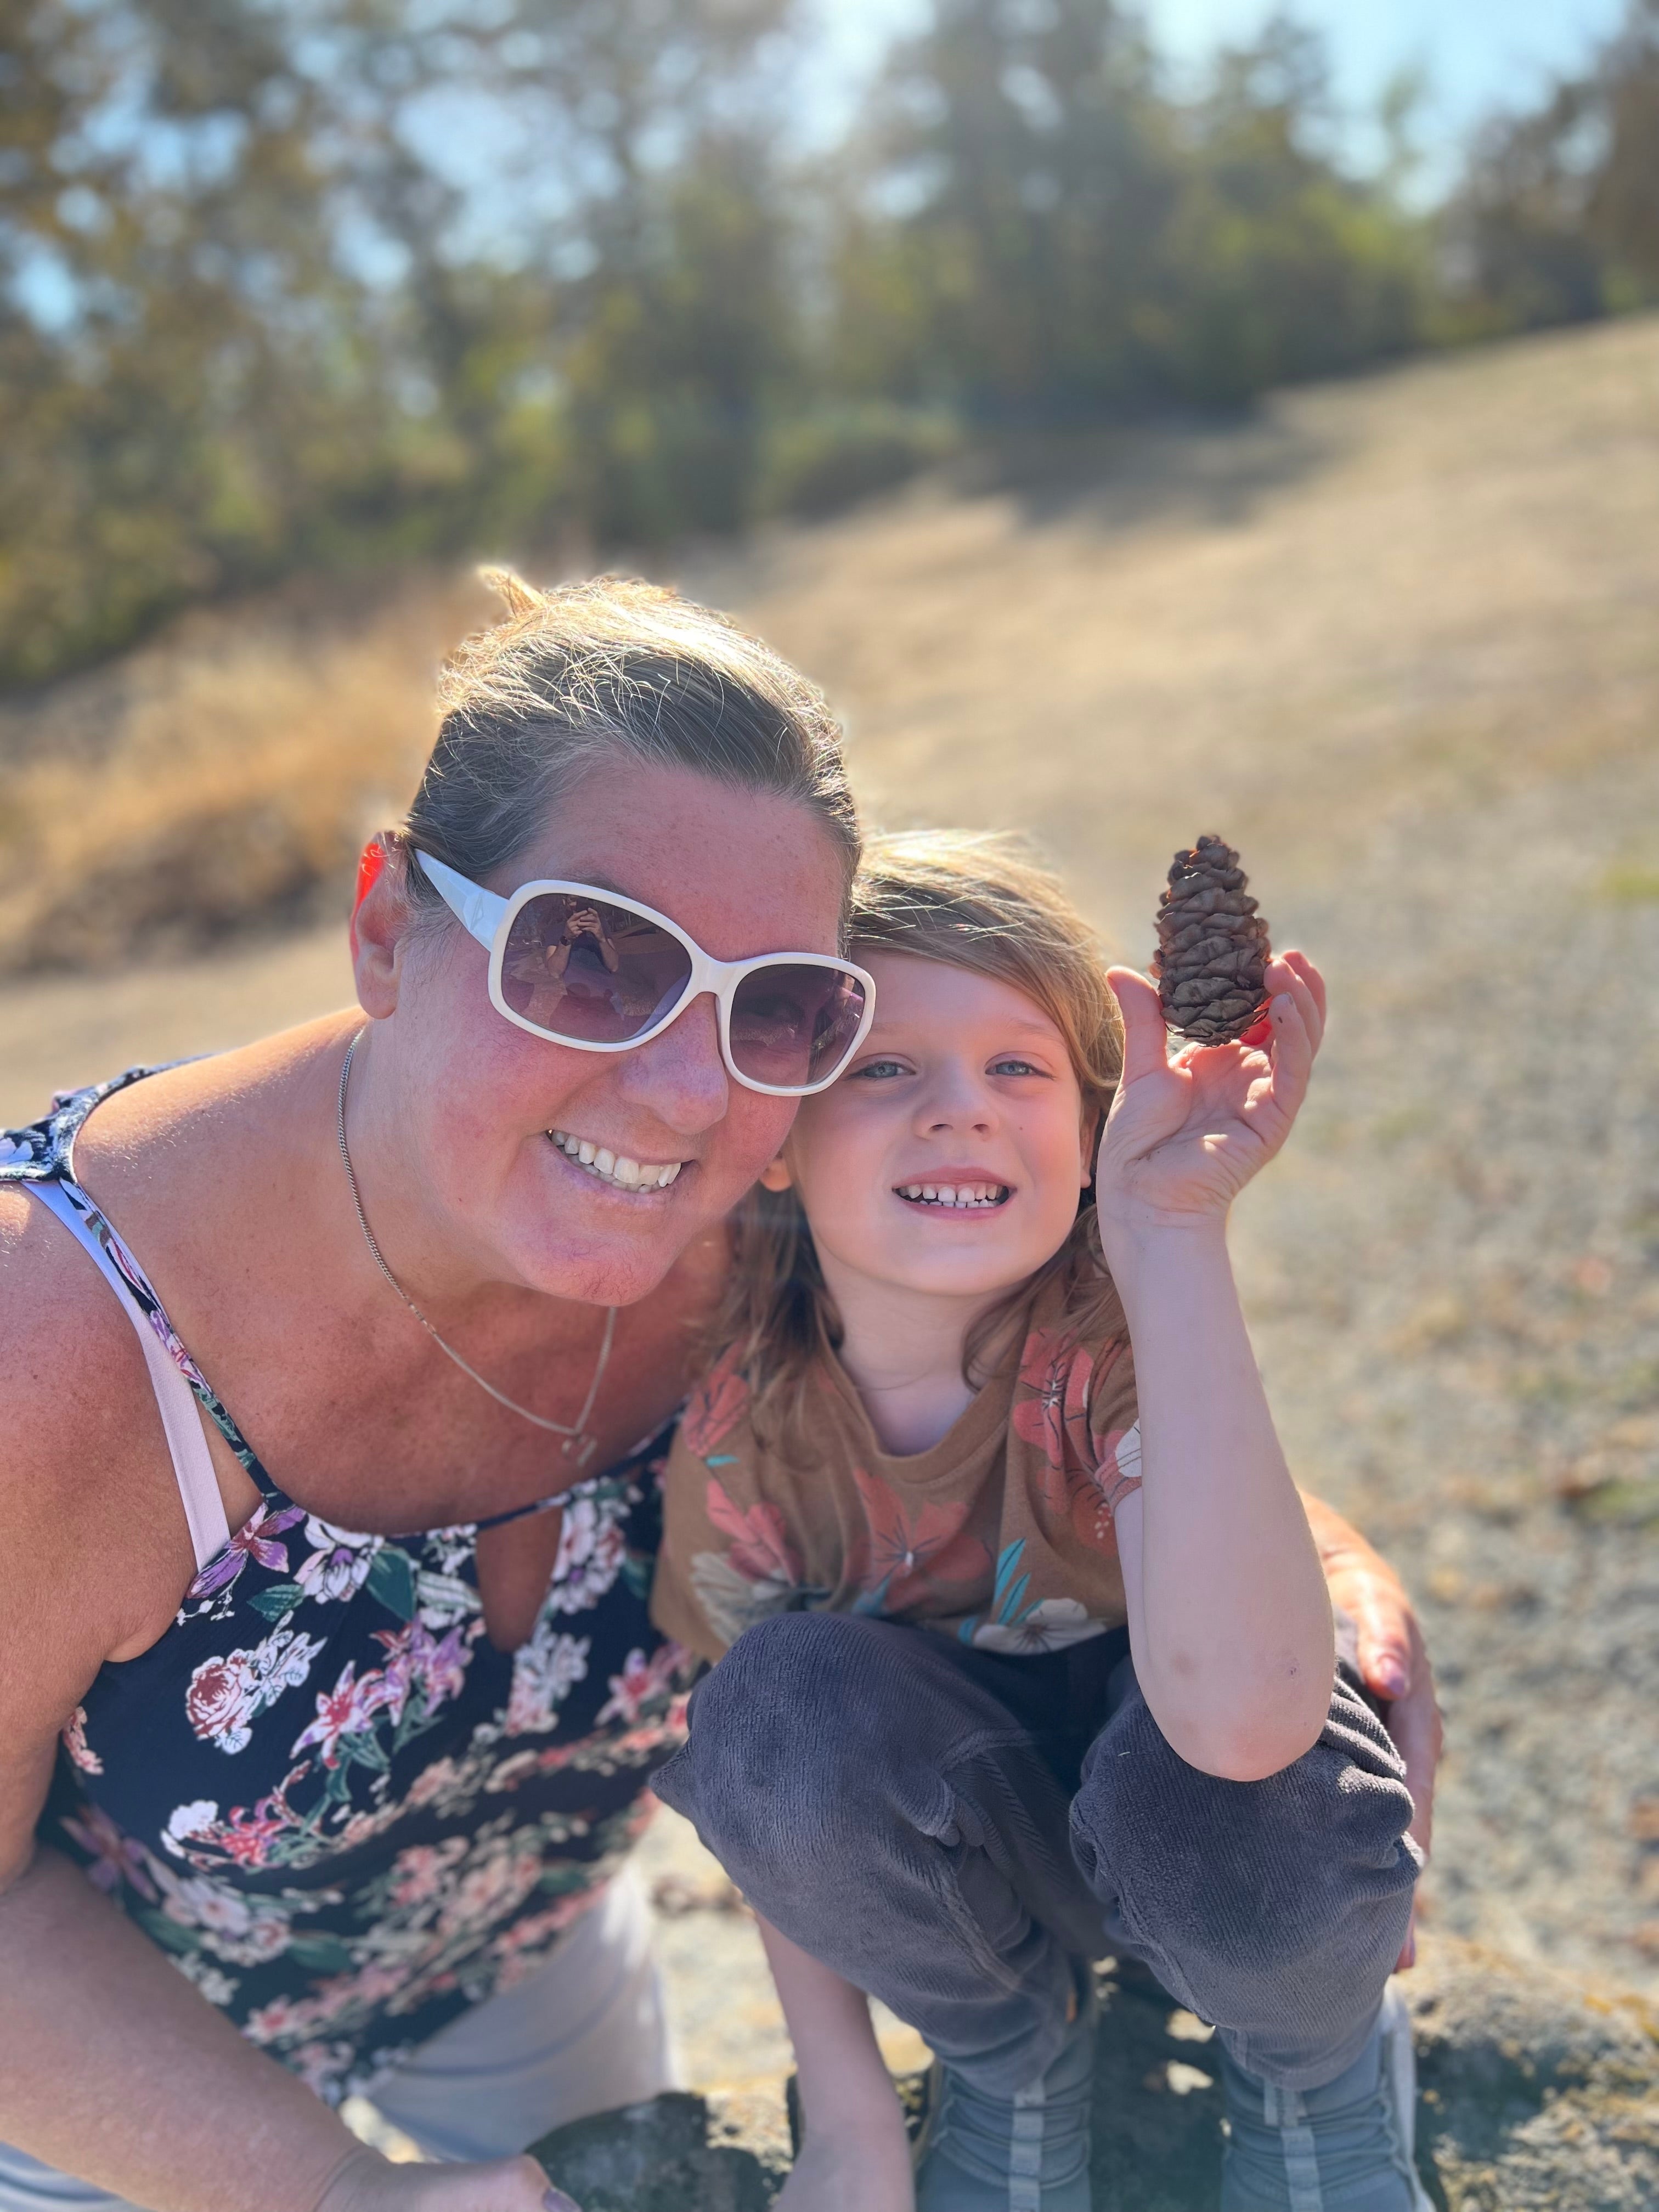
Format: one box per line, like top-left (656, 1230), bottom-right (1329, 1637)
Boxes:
top-left (530, 2089), bottom-right (788, 2212)
top-left (1406, 1938), bottom-right (1659, 2210)
top-left (531, 1938), bottom-right (1659, 2210)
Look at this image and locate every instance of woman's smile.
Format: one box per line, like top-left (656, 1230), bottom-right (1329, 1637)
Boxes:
top-left (548, 1125), bottom-right (687, 1194)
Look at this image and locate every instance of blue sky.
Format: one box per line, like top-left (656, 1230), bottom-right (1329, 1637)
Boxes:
top-left (814, 0), bottom-right (1630, 187)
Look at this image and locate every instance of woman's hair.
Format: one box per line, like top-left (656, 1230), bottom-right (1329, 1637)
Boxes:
top-left (393, 568), bottom-right (860, 911)
top-left (713, 828), bottom-right (1126, 1443)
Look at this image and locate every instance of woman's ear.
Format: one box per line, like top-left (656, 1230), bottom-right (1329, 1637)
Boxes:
top-left (351, 837), bottom-right (411, 1020)
top-left (759, 1155), bottom-right (795, 1193)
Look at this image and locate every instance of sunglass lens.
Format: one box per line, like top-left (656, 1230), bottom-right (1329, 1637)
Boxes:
top-left (728, 966), bottom-right (868, 1092)
top-left (501, 894), bottom-right (693, 1043)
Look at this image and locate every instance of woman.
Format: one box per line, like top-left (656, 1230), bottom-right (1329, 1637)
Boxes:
top-left (0, 573), bottom-right (1438, 2212)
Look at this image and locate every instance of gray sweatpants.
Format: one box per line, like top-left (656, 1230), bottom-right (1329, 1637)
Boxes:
top-left (653, 1612), bottom-right (1418, 2099)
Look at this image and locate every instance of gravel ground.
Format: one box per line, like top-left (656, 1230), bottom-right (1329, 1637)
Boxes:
top-left (1237, 764), bottom-right (1659, 1994)
top-left (5, 314), bottom-right (1656, 2051)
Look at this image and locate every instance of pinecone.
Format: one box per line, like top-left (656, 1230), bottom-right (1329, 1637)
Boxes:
top-left (1152, 835), bottom-right (1272, 1045)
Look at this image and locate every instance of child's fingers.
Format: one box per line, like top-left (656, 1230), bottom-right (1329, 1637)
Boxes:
top-left (1258, 988), bottom-right (1313, 1123)
top-left (1106, 968), bottom-right (1170, 1088)
top-left (1266, 952), bottom-right (1324, 1056)
top-left (1276, 946), bottom-right (1327, 1027)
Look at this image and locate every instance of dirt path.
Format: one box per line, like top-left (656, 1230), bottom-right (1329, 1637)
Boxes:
top-left (5, 315), bottom-right (1657, 2022)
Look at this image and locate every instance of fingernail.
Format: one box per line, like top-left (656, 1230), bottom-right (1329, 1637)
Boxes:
top-left (1375, 1660), bottom-right (1408, 1699)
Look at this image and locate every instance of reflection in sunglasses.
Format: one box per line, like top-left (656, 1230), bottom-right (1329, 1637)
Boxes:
top-left (561, 910), bottom-right (620, 972)
top-left (504, 897), bottom-right (694, 1039)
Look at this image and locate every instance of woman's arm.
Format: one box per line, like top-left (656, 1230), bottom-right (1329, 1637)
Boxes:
top-left (1301, 1490), bottom-right (1442, 1965)
top-left (0, 1211), bottom-right (565, 2212)
top-left (1096, 956), bottom-right (1334, 1781)
top-left (0, 1844), bottom-right (373, 2210)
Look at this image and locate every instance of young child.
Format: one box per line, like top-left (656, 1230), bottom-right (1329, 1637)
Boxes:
top-left (651, 833), bottom-right (1417, 2212)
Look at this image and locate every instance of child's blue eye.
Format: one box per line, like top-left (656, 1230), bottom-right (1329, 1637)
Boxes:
top-left (852, 1058), bottom-right (909, 1080)
top-left (992, 1058), bottom-right (1044, 1077)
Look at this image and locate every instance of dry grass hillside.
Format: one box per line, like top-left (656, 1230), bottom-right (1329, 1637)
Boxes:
top-left (3, 317), bottom-right (1658, 2030)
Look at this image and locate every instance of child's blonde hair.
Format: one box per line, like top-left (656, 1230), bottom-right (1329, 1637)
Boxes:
top-left (712, 828), bottom-right (1125, 1441)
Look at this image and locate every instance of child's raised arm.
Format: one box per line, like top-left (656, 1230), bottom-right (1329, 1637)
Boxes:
top-left (1096, 952), bottom-right (1335, 1781)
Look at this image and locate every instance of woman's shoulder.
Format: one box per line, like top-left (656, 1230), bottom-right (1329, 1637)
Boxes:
top-left (0, 1181), bottom-right (199, 1665)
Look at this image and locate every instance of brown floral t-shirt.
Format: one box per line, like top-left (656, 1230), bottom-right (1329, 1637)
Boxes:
top-left (651, 1276), bottom-right (1142, 1664)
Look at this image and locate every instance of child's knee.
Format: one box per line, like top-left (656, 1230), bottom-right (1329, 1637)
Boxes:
top-left (654, 1611), bottom-right (910, 1864)
top-left (1069, 1671), bottom-right (1417, 1970)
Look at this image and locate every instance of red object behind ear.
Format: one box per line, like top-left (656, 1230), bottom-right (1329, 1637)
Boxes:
top-left (354, 838), bottom-right (387, 918)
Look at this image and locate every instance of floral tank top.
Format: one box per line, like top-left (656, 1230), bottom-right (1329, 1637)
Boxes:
top-left (2, 1068), bottom-right (696, 2106)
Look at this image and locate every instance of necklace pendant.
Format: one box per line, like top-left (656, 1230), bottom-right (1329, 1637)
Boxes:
top-left (564, 1432), bottom-right (599, 1466)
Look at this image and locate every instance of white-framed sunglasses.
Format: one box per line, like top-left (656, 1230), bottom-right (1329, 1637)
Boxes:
top-left (415, 849), bottom-right (877, 1097)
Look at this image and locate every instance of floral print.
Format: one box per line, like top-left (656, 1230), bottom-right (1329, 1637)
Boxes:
top-left (845, 1464), bottom-right (991, 1613)
top-left (295, 1520), bottom-right (383, 1605)
top-left (9, 1069), bottom-right (692, 2106)
top-left (679, 1348), bottom-right (751, 1457)
top-left (61, 1706), bottom-right (102, 1774)
top-left (504, 1621), bottom-right (591, 1736)
top-left (964, 1545), bottom-right (1103, 1652)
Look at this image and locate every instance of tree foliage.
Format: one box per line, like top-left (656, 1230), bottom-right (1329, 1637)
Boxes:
top-left (1444, 0), bottom-right (1659, 332)
top-left (0, 0), bottom-right (1649, 689)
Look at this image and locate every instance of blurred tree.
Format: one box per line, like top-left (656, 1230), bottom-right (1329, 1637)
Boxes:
top-left (0, 0), bottom-right (407, 681)
top-left (823, 2), bottom-right (1424, 420)
top-left (0, 0), bottom-right (797, 681)
top-left (1445, 0), bottom-right (1659, 331)
top-left (344, 0), bottom-right (798, 546)
top-left (560, 130), bottom-right (798, 543)
top-left (1165, 16), bottom-right (1427, 401)
top-left (827, 0), bottom-right (1178, 419)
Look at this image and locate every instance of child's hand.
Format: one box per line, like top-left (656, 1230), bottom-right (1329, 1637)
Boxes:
top-left (1096, 951), bottom-right (1325, 1236)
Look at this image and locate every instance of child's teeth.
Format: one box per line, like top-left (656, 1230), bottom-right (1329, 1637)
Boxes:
top-left (614, 1156), bottom-right (640, 1187)
top-left (595, 1148), bottom-right (616, 1176)
top-left (578, 1139), bottom-right (596, 1165)
top-left (895, 1179), bottom-right (1009, 1207)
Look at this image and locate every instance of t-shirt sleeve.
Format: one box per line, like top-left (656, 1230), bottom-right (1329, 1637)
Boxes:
top-left (649, 1423), bottom-right (739, 1666)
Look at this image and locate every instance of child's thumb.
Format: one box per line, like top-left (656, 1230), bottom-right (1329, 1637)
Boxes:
top-left (1107, 967), bottom-right (1169, 1087)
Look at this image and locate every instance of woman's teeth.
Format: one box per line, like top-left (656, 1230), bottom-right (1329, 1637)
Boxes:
top-left (550, 1130), bottom-right (684, 1192)
top-left (897, 1183), bottom-right (1009, 1210)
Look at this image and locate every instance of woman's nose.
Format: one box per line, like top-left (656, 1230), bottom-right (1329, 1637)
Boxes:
top-left (616, 992), bottom-right (731, 1133)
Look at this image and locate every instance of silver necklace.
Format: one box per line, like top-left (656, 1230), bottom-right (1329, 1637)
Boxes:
top-left (336, 1033), bottom-right (615, 1464)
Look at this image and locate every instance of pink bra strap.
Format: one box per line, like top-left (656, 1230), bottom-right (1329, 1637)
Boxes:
top-left (27, 1181), bottom-right (231, 1573)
